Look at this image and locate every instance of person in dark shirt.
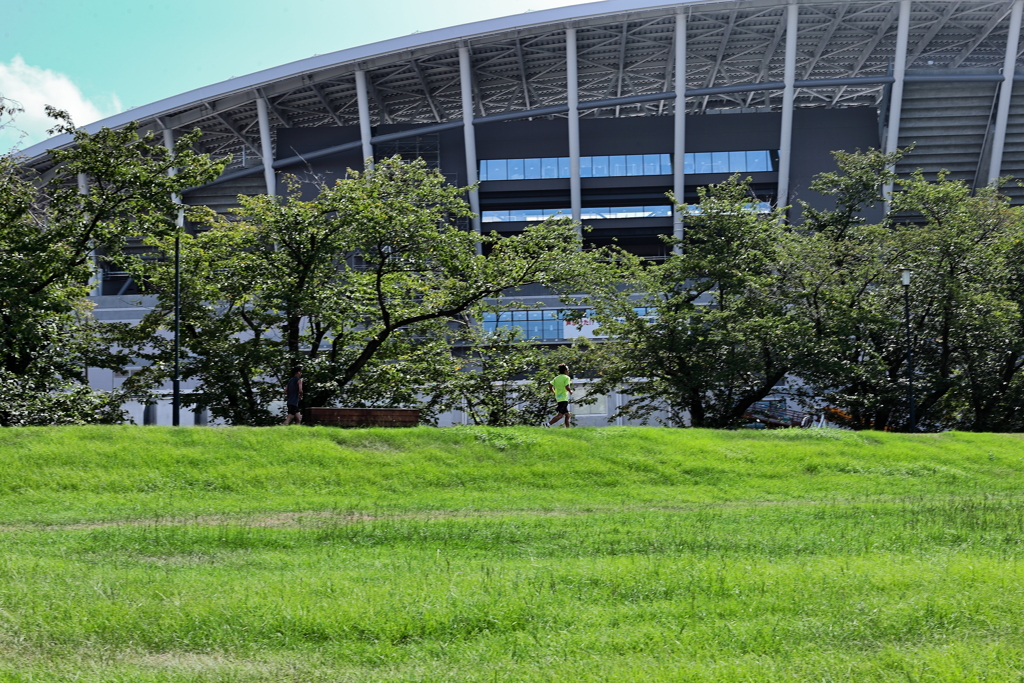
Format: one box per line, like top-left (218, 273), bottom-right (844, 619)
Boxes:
top-left (283, 366), bottom-right (304, 425)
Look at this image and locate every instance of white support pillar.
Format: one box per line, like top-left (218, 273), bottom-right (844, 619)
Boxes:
top-left (883, 0), bottom-right (912, 204)
top-left (354, 70), bottom-right (374, 170)
top-left (989, 0), bottom-right (1024, 184)
top-left (776, 2), bottom-right (798, 211)
top-left (78, 173), bottom-right (99, 296)
top-left (255, 97), bottom-right (276, 196)
top-left (459, 45), bottom-right (482, 242)
top-left (566, 27), bottom-right (582, 226)
top-left (162, 128), bottom-right (185, 232)
top-left (672, 12), bottom-right (687, 247)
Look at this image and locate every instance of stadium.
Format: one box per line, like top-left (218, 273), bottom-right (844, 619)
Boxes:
top-left (19, 0), bottom-right (1024, 425)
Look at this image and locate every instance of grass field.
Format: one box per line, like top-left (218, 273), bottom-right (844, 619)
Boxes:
top-left (0, 425), bottom-right (1022, 681)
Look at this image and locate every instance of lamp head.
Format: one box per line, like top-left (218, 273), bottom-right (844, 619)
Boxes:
top-left (900, 267), bottom-right (912, 287)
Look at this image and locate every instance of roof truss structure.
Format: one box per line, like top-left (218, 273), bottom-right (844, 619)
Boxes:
top-left (24, 0), bottom-right (1024, 176)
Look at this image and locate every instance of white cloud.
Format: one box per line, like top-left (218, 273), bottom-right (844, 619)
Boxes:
top-left (0, 55), bottom-right (121, 154)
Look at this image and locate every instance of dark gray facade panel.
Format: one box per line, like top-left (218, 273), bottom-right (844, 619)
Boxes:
top-left (789, 108), bottom-right (882, 223)
top-left (476, 119), bottom-right (570, 159)
top-left (276, 127), bottom-right (364, 197)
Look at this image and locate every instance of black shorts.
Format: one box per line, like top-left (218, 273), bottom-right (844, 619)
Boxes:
top-left (556, 401), bottom-right (570, 414)
top-left (287, 403), bottom-right (301, 416)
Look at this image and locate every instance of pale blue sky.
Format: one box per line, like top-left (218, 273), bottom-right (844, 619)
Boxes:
top-left (2, 0), bottom-right (593, 152)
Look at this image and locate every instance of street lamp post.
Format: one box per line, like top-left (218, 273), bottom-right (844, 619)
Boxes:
top-left (172, 222), bottom-right (181, 427)
top-left (901, 267), bottom-right (915, 432)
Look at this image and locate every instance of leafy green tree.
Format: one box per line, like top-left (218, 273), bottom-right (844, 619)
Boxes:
top-left (134, 158), bottom-right (612, 425)
top-left (780, 148), bottom-right (907, 429)
top-left (787, 150), bottom-right (1024, 432)
top-left (584, 175), bottom-right (805, 427)
top-left (888, 174), bottom-right (1024, 431)
top-left (0, 110), bottom-right (224, 426)
top-left (423, 323), bottom-right (600, 426)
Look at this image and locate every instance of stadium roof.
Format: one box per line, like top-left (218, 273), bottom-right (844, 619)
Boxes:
top-left (21, 0), bottom-right (1024, 176)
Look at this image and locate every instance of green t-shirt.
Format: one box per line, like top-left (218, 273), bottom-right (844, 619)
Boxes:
top-left (551, 374), bottom-right (572, 402)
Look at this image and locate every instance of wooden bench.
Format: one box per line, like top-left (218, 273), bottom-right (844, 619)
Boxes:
top-left (303, 407), bottom-right (420, 428)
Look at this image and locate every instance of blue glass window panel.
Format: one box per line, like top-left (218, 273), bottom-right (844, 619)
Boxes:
top-left (482, 211), bottom-right (506, 223)
top-left (746, 150), bottom-right (769, 172)
top-left (542, 158), bottom-right (559, 178)
top-left (729, 151), bottom-right (747, 172)
top-left (508, 158), bottom-right (525, 180)
top-left (524, 209), bottom-right (545, 221)
top-left (543, 320), bottom-right (561, 339)
top-left (544, 310), bottom-right (558, 320)
top-left (527, 321), bottom-right (544, 338)
top-left (580, 156), bottom-right (593, 177)
top-left (497, 319), bottom-right (512, 329)
top-left (558, 157), bottom-right (571, 178)
top-left (694, 152), bottom-right (713, 173)
top-left (610, 155), bottom-right (627, 176)
top-left (512, 310), bottom-right (528, 321)
top-left (649, 206), bottom-right (672, 217)
top-left (527, 310), bottom-right (542, 320)
top-left (509, 208), bottom-right (528, 222)
top-left (483, 312), bottom-right (496, 322)
top-left (641, 154), bottom-right (658, 175)
top-left (660, 153), bottom-right (673, 175)
top-left (479, 161), bottom-right (488, 181)
top-left (684, 153), bottom-right (695, 174)
top-left (487, 159), bottom-right (507, 181)
top-left (524, 158), bottom-right (541, 179)
top-left (712, 152), bottom-right (729, 173)
top-left (483, 322), bottom-right (495, 333)
top-left (627, 155), bottom-right (644, 176)
top-left (591, 156), bottom-right (609, 177)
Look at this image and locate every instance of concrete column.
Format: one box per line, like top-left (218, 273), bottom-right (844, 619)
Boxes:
top-left (776, 2), bottom-right (798, 210)
top-left (255, 97), bottom-right (276, 196)
top-left (459, 45), bottom-right (482, 241)
top-left (161, 128), bottom-right (185, 252)
top-left (355, 70), bottom-right (374, 170)
top-left (989, 0), bottom-right (1024, 184)
top-left (77, 172), bottom-right (99, 296)
top-left (566, 27), bottom-right (582, 225)
top-left (162, 129), bottom-right (183, 215)
top-left (883, 0), bottom-right (912, 201)
top-left (673, 12), bottom-right (687, 247)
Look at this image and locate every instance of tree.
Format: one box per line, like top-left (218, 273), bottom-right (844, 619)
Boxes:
top-left (780, 148), bottom-right (907, 430)
top-left (583, 175), bottom-right (805, 427)
top-left (422, 323), bottom-right (600, 426)
top-left (888, 174), bottom-right (1024, 431)
top-left (0, 109), bottom-right (225, 426)
top-left (134, 157), bottom-right (613, 426)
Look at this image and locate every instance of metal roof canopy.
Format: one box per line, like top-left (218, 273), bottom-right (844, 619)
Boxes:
top-left (20, 0), bottom-right (1024, 178)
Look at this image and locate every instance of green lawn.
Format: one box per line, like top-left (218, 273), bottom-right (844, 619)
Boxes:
top-left (0, 426), bottom-right (1022, 681)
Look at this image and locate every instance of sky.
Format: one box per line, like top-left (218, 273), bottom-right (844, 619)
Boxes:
top-left (1, 0), bottom-right (596, 153)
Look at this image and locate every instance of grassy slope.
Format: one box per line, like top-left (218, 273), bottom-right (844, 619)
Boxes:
top-left (0, 426), bottom-right (1023, 682)
top-left (1, 425), bottom-right (1022, 522)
